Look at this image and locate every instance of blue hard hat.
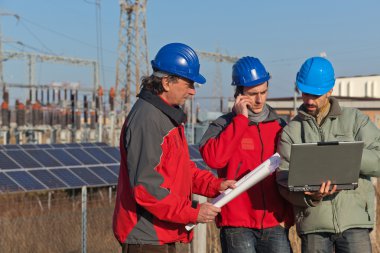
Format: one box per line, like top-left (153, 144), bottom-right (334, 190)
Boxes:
top-left (151, 43), bottom-right (206, 84)
top-left (296, 57), bottom-right (335, 96)
top-left (231, 56), bottom-right (270, 87)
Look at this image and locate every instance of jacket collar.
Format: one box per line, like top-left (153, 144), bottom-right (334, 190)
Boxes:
top-left (298, 96), bottom-right (342, 120)
top-left (137, 89), bottom-right (187, 125)
top-left (247, 104), bottom-right (282, 125)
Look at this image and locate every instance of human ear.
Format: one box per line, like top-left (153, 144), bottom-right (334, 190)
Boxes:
top-left (161, 77), bottom-right (170, 92)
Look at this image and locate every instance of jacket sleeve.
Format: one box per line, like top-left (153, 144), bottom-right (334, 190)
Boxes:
top-left (276, 128), bottom-right (315, 208)
top-left (126, 118), bottom-right (199, 225)
top-left (190, 161), bottom-right (224, 198)
top-left (200, 114), bottom-right (249, 169)
top-left (354, 110), bottom-right (380, 177)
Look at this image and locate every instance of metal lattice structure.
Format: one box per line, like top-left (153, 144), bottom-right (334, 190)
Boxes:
top-left (115, 0), bottom-right (149, 114)
top-left (197, 51), bottom-right (239, 111)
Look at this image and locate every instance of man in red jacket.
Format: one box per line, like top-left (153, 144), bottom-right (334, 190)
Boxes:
top-left (200, 56), bottom-right (293, 253)
top-left (113, 42), bottom-right (235, 253)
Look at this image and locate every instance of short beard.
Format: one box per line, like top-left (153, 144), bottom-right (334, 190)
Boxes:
top-left (306, 108), bottom-right (319, 116)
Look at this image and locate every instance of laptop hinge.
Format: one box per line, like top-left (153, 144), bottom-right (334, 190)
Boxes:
top-left (317, 141), bottom-right (339, 146)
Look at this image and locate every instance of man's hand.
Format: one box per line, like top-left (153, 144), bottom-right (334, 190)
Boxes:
top-left (232, 95), bottom-right (252, 118)
top-left (305, 180), bottom-right (337, 201)
top-left (219, 180), bottom-right (236, 192)
top-left (197, 202), bottom-right (221, 223)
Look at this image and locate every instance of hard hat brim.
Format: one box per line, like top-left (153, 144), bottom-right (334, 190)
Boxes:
top-left (296, 80), bottom-right (333, 96)
top-left (232, 75), bottom-right (270, 87)
top-left (192, 74), bottom-right (206, 84)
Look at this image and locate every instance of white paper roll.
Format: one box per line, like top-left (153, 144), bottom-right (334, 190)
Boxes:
top-left (185, 153), bottom-right (281, 231)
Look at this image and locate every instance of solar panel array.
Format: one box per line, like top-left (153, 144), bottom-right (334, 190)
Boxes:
top-left (188, 144), bottom-right (209, 170)
top-left (0, 143), bottom-right (120, 193)
top-left (0, 143), bottom-right (208, 193)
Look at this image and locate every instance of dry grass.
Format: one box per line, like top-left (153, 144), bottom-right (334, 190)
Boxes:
top-left (1, 183), bottom-right (380, 253)
top-left (0, 190), bottom-right (119, 253)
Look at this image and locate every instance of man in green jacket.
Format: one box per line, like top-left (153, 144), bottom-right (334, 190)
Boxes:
top-left (276, 56), bottom-right (380, 253)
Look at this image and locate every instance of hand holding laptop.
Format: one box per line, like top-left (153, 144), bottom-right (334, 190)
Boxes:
top-left (304, 180), bottom-right (337, 201)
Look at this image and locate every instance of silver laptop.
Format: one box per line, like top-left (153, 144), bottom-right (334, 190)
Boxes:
top-left (287, 141), bottom-right (364, 192)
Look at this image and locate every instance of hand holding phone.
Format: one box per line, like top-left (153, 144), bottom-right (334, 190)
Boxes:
top-left (233, 95), bottom-right (252, 118)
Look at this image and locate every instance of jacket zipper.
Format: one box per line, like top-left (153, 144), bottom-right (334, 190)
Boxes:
top-left (314, 118), bottom-right (341, 233)
top-left (257, 123), bottom-right (266, 231)
top-left (234, 162), bottom-right (242, 180)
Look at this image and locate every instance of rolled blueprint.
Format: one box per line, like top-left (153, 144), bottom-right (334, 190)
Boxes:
top-left (185, 153), bottom-right (281, 231)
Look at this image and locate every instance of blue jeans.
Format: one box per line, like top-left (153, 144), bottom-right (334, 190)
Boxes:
top-left (300, 228), bottom-right (372, 253)
top-left (220, 226), bottom-right (292, 253)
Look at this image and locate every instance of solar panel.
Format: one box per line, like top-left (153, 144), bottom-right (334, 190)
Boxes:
top-left (50, 168), bottom-right (86, 188)
top-left (107, 165), bottom-right (119, 176)
top-left (0, 151), bottom-right (21, 170)
top-left (95, 142), bottom-right (109, 147)
top-left (20, 144), bottom-right (38, 149)
top-left (46, 149), bottom-right (81, 166)
top-left (0, 172), bottom-right (23, 192)
top-left (38, 144), bottom-right (53, 149)
top-left (0, 142), bottom-right (212, 194)
top-left (188, 145), bottom-right (202, 160)
top-left (65, 148), bottom-right (99, 165)
top-left (3, 144), bottom-right (20, 150)
top-left (50, 143), bottom-right (68, 148)
top-left (84, 148), bottom-right (117, 164)
top-left (6, 171), bottom-right (46, 191)
top-left (26, 150), bottom-right (62, 167)
top-left (29, 170), bottom-right (67, 189)
top-left (69, 167), bottom-right (106, 186)
top-left (101, 147), bottom-right (120, 162)
top-left (5, 150), bottom-right (41, 169)
top-left (79, 143), bottom-right (97, 147)
top-left (195, 161), bottom-right (208, 170)
top-left (65, 143), bottom-right (82, 148)
top-left (90, 166), bottom-right (118, 184)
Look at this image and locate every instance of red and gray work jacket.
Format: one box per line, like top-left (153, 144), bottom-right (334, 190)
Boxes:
top-left (200, 106), bottom-right (294, 229)
top-left (113, 89), bottom-right (224, 245)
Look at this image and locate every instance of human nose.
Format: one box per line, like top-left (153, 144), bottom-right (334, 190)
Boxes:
top-left (188, 87), bottom-right (196, 95)
top-left (255, 94), bottom-right (262, 103)
top-left (303, 96), bottom-right (314, 104)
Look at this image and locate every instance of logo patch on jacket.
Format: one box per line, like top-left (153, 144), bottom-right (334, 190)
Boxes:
top-left (241, 138), bottom-right (254, 150)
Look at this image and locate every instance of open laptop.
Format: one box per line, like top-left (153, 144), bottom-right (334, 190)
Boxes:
top-left (287, 141), bottom-right (364, 192)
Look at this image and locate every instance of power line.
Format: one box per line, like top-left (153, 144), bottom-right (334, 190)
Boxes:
top-left (19, 21), bottom-right (55, 55)
top-left (19, 16), bottom-right (116, 55)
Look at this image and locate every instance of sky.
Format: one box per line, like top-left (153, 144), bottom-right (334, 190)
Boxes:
top-left (1, 0), bottom-right (380, 111)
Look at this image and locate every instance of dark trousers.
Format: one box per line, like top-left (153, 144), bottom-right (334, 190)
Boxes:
top-left (220, 225), bottom-right (292, 253)
top-left (300, 228), bottom-right (372, 253)
top-left (122, 243), bottom-right (177, 253)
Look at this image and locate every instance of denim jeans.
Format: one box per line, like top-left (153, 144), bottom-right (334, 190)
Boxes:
top-left (300, 228), bottom-right (372, 253)
top-left (220, 226), bottom-right (292, 253)
top-left (122, 243), bottom-right (177, 253)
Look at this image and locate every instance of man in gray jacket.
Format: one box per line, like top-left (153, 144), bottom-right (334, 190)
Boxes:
top-left (276, 56), bottom-right (380, 253)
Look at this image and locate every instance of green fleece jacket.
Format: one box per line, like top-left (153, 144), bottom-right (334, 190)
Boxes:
top-left (276, 97), bottom-right (380, 235)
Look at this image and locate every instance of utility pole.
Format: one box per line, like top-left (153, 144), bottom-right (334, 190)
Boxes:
top-left (115, 0), bottom-right (149, 114)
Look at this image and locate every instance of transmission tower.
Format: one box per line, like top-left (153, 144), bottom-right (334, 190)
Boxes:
top-left (115, 0), bottom-right (149, 113)
top-left (197, 51), bottom-right (239, 111)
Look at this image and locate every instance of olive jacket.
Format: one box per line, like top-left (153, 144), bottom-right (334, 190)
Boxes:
top-left (276, 97), bottom-right (380, 234)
